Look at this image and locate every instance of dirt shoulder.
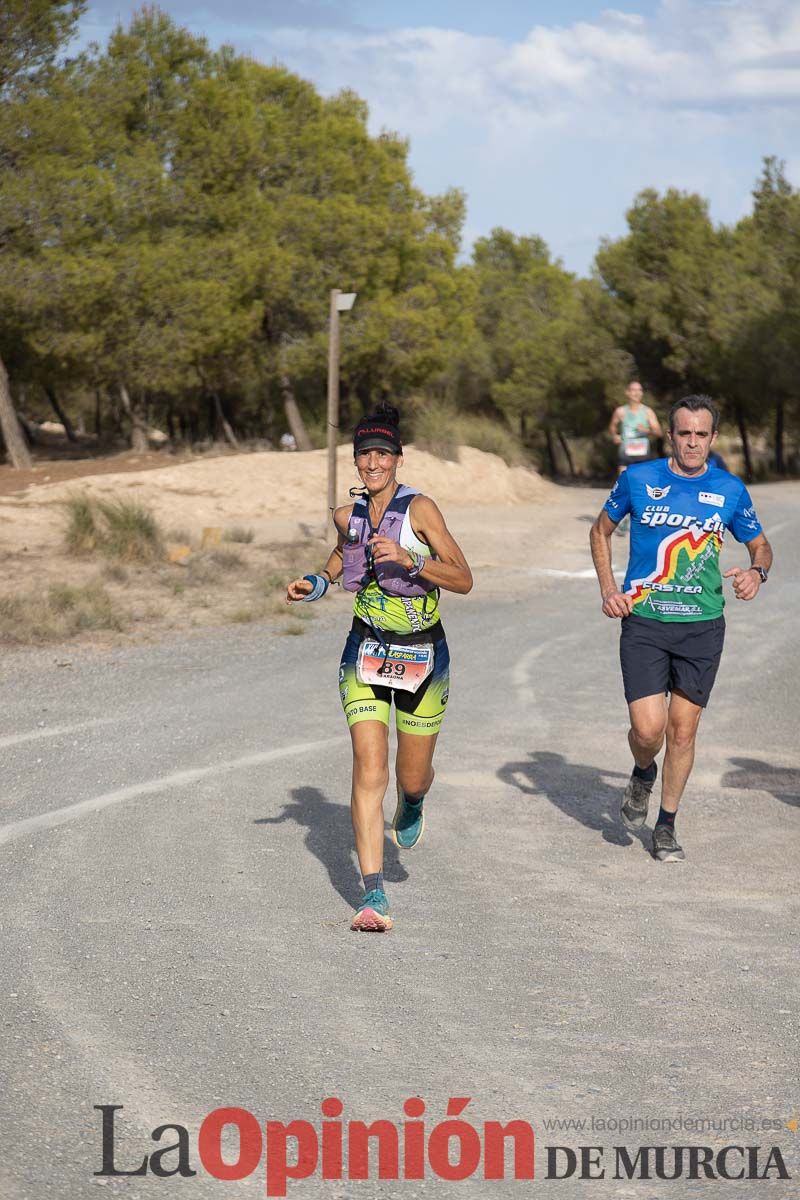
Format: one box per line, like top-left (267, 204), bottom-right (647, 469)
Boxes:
top-left (0, 444), bottom-right (576, 649)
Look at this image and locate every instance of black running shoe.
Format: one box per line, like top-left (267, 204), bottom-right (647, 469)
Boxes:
top-left (620, 763), bottom-right (657, 830)
top-left (652, 823), bottom-right (685, 863)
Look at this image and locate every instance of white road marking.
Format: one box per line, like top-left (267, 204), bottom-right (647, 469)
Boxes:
top-left (526, 567), bottom-right (625, 580)
top-left (0, 736), bottom-right (342, 847)
top-left (0, 716), bottom-right (118, 749)
top-left (532, 567), bottom-right (599, 579)
top-left (766, 521), bottom-right (788, 537)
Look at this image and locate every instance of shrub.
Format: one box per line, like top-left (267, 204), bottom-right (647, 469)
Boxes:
top-left (223, 526), bottom-right (255, 544)
top-left (0, 583), bottom-right (126, 643)
top-left (63, 493), bottom-right (99, 555)
top-left (96, 497), bottom-right (163, 562)
top-left (409, 403), bottom-right (526, 466)
top-left (63, 494), bottom-right (164, 563)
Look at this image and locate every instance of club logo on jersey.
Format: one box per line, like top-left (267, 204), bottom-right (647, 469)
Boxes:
top-left (646, 484), bottom-right (671, 500)
top-left (699, 491), bottom-right (725, 506)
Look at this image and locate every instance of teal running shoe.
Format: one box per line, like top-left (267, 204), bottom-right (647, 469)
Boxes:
top-left (350, 888), bottom-right (393, 932)
top-left (391, 782), bottom-right (425, 850)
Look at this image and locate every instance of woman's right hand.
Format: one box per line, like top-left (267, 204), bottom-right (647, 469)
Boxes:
top-left (286, 578), bottom-right (314, 603)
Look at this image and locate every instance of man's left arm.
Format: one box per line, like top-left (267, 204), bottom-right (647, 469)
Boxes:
top-left (723, 532), bottom-right (773, 601)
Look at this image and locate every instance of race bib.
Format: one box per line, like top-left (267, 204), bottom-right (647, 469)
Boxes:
top-left (625, 437), bottom-right (649, 457)
top-left (356, 640), bottom-right (434, 693)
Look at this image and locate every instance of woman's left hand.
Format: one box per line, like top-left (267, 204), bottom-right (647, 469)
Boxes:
top-left (368, 535), bottom-right (411, 568)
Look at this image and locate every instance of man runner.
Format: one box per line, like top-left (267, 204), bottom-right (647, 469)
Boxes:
top-left (590, 395), bottom-right (773, 861)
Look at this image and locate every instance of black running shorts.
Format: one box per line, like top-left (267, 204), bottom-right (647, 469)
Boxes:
top-left (620, 614), bottom-right (725, 708)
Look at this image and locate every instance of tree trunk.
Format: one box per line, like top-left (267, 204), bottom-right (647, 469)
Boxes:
top-left (280, 373), bottom-right (312, 451)
top-left (735, 405), bottom-right (753, 482)
top-left (774, 397), bottom-right (785, 474)
top-left (557, 429), bottom-right (576, 477)
top-left (213, 392), bottom-right (240, 450)
top-left (543, 424), bottom-right (558, 476)
top-left (45, 385), bottom-right (78, 442)
top-left (94, 390), bottom-right (102, 439)
top-left (119, 383), bottom-right (149, 452)
top-left (0, 354), bottom-right (33, 468)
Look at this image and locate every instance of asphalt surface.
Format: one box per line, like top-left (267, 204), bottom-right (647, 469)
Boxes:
top-left (1, 483), bottom-right (798, 1200)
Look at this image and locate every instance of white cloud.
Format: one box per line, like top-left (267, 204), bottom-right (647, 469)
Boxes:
top-left (253, 0), bottom-right (800, 269)
top-left (265, 0), bottom-right (800, 130)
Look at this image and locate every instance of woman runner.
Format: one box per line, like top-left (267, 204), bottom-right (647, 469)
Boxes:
top-left (286, 404), bottom-right (473, 931)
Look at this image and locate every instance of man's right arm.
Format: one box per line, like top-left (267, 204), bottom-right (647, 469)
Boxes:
top-left (590, 511), bottom-right (633, 619)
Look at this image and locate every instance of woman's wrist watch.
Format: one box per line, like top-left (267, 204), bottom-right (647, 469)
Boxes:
top-left (407, 551), bottom-right (425, 579)
top-left (750, 566), bottom-right (768, 584)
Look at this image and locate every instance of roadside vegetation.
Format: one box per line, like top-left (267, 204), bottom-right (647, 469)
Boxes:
top-left (0, 583), bottom-right (126, 644)
top-left (64, 495), bottom-right (163, 562)
top-left (0, 6), bottom-right (798, 480)
top-left (0, 491), bottom-right (321, 647)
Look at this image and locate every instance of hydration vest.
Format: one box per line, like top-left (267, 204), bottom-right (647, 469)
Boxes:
top-left (342, 485), bottom-right (436, 597)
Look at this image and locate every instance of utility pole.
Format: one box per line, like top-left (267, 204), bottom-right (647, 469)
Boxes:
top-left (326, 289), bottom-right (356, 528)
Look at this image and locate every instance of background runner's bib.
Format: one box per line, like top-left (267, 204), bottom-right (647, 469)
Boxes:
top-left (624, 437), bottom-right (649, 457)
top-left (604, 459), bottom-right (763, 623)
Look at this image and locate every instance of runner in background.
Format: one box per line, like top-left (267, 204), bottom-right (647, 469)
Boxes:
top-left (286, 403), bottom-right (473, 931)
top-left (610, 380), bottom-right (662, 473)
top-left (609, 380), bottom-right (663, 534)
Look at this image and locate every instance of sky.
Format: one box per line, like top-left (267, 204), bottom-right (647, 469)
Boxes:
top-left (75, 1), bottom-right (800, 273)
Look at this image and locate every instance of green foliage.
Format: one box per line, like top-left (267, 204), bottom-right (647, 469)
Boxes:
top-left (469, 230), bottom-right (630, 463)
top-left (0, 0), bottom-right (85, 92)
top-left (410, 401), bottom-right (525, 465)
top-left (0, 0), bottom-right (797, 476)
top-left (595, 164), bottom-right (800, 474)
top-left (0, 8), bottom-right (481, 452)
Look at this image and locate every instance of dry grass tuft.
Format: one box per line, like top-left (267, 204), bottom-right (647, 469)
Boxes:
top-left (63, 494), bottom-right (163, 563)
top-left (63, 494), bottom-right (99, 555)
top-left (209, 548), bottom-right (244, 570)
top-left (223, 526), bottom-right (255, 544)
top-left (96, 497), bottom-right (162, 562)
top-left (0, 583), bottom-right (127, 644)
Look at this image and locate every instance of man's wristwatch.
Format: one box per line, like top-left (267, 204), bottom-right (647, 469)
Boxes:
top-left (750, 566), bottom-right (768, 584)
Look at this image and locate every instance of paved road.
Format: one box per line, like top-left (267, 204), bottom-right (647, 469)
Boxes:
top-left (1, 484), bottom-right (798, 1199)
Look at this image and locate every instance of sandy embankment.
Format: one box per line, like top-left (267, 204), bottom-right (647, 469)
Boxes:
top-left (0, 445), bottom-right (600, 644)
top-left (2, 444), bottom-right (552, 538)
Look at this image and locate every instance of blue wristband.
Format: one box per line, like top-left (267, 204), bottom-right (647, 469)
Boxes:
top-left (301, 574), bottom-right (329, 602)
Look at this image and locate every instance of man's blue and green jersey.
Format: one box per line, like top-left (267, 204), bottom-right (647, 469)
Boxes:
top-left (604, 459), bottom-right (763, 622)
